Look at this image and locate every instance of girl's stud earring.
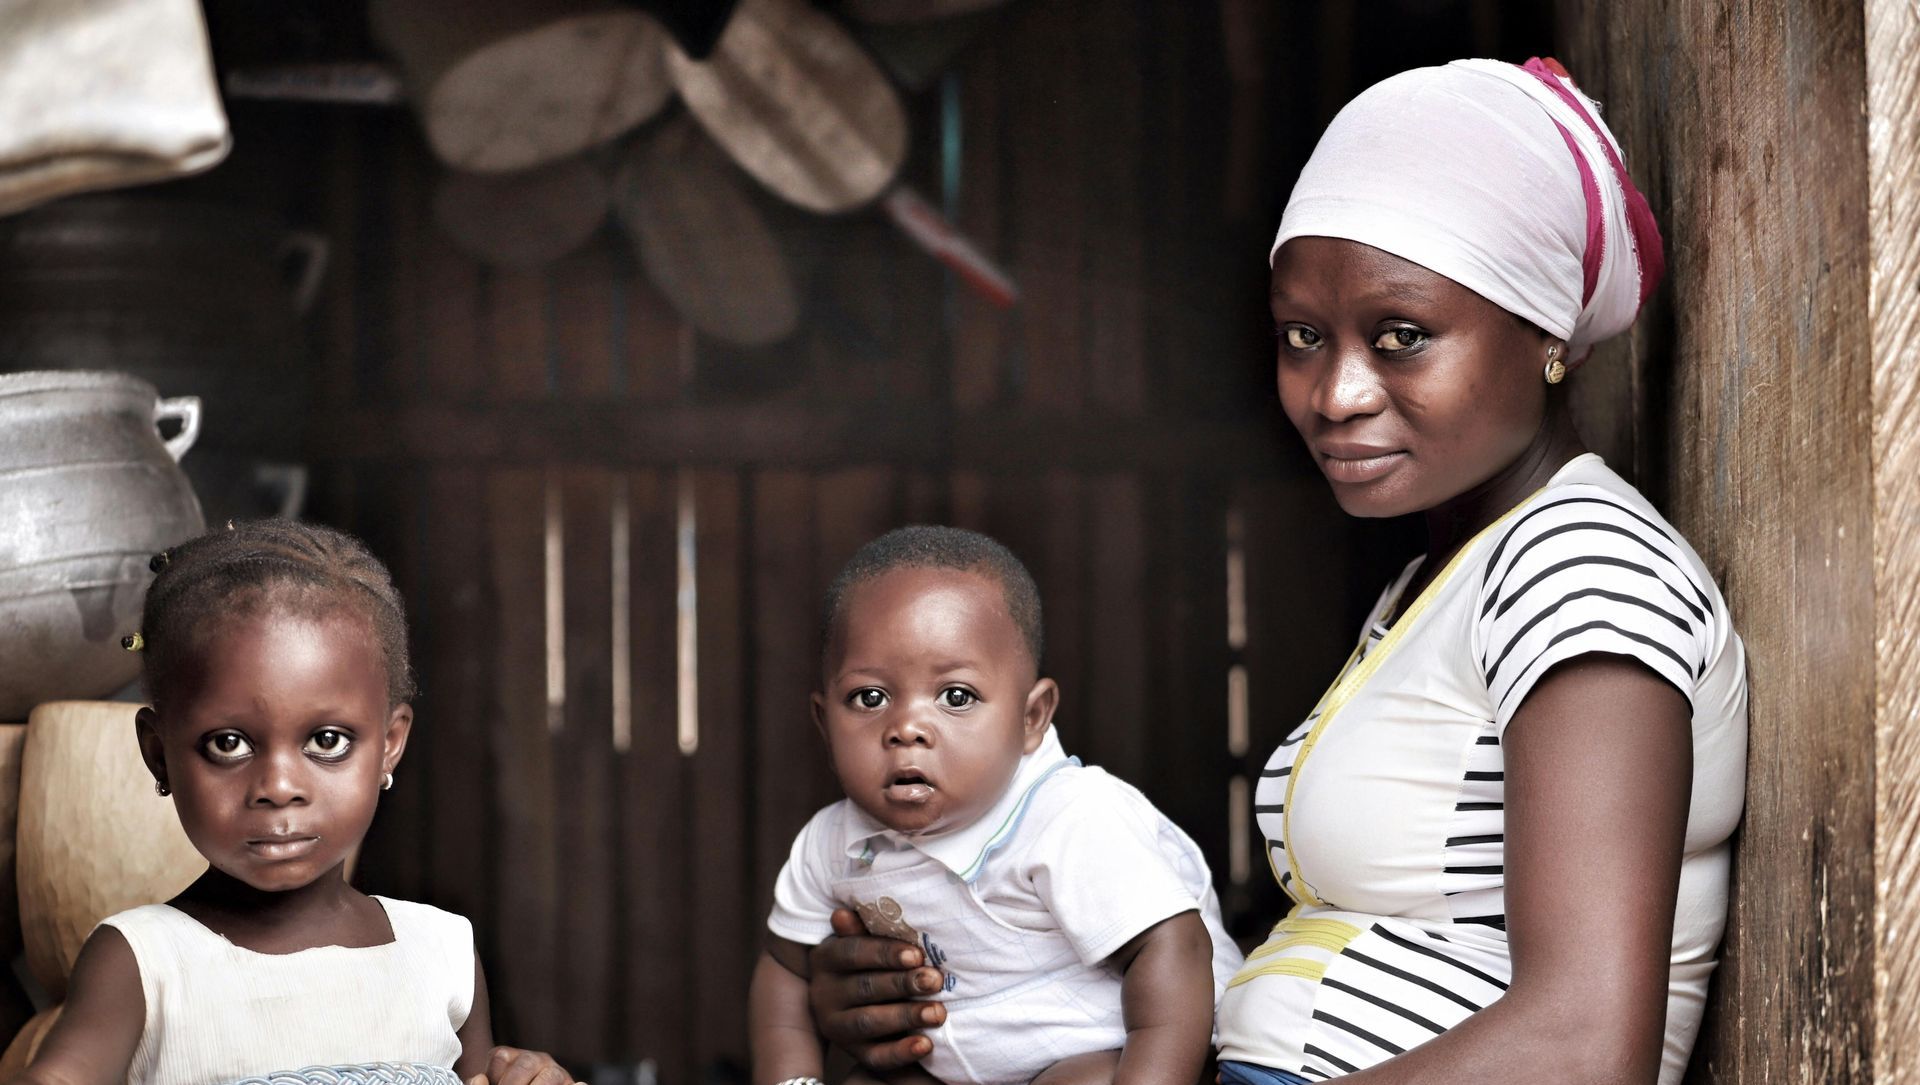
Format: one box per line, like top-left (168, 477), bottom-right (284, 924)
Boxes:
top-left (154, 781), bottom-right (169, 797)
top-left (381, 772), bottom-right (394, 792)
top-left (121, 632), bottom-right (144, 652)
top-left (1544, 344), bottom-right (1567, 385)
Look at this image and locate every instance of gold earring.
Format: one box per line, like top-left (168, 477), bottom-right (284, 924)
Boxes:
top-left (1544, 344), bottom-right (1567, 385)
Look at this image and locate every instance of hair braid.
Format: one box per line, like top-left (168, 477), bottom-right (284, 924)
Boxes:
top-left (138, 519), bottom-right (417, 710)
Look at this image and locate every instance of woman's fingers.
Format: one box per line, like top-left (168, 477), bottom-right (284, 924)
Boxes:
top-left (488, 1047), bottom-right (572, 1085)
top-left (817, 992), bottom-right (948, 1047)
top-left (810, 931), bottom-right (926, 974)
top-left (842, 1033), bottom-right (940, 1072)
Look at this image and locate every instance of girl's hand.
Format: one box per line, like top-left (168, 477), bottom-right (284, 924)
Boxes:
top-left (806, 908), bottom-right (949, 1071)
top-left (467, 1046), bottom-right (574, 1085)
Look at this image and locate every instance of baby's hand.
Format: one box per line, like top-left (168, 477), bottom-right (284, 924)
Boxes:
top-left (467, 1046), bottom-right (575, 1085)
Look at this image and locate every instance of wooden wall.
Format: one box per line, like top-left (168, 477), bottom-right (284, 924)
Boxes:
top-left (1556, 1), bottom-right (1920, 1079)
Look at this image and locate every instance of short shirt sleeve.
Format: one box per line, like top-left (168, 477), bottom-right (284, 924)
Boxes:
top-left (1475, 489), bottom-right (1713, 732)
top-left (1018, 772), bottom-right (1207, 967)
top-left (767, 804), bottom-right (845, 946)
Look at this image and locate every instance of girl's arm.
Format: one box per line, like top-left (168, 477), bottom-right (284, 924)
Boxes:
top-left (9, 927), bottom-right (145, 1085)
top-left (750, 936), bottom-right (828, 1085)
top-left (457, 954), bottom-right (572, 1085)
top-left (1337, 653), bottom-right (1692, 1085)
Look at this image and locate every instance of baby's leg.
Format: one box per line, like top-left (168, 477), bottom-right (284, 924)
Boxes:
top-left (1030, 1050), bottom-right (1123, 1085)
top-left (844, 1067), bottom-right (945, 1085)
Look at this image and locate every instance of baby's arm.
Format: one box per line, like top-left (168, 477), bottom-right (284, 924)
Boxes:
top-left (458, 953), bottom-right (573, 1085)
top-left (1103, 910), bottom-right (1216, 1085)
top-left (751, 935), bottom-right (828, 1085)
top-left (7, 928), bottom-right (145, 1085)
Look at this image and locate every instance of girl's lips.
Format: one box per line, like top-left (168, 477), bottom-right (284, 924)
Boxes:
top-left (1320, 450), bottom-right (1408, 484)
top-left (245, 836), bottom-right (320, 860)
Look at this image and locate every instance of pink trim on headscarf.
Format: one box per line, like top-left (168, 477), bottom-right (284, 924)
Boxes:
top-left (1519, 57), bottom-right (1666, 306)
top-left (1548, 118), bottom-right (1604, 308)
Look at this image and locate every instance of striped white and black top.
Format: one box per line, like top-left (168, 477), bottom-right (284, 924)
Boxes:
top-left (1216, 454), bottom-right (1748, 1085)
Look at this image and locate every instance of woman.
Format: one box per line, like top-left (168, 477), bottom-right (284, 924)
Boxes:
top-left (803, 58), bottom-right (1746, 1085)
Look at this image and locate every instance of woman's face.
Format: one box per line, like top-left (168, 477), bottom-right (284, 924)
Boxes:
top-left (1271, 236), bottom-right (1559, 518)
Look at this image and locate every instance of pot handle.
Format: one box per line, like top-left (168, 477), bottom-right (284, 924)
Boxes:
top-left (154, 397), bottom-right (202, 462)
top-left (278, 230), bottom-right (331, 315)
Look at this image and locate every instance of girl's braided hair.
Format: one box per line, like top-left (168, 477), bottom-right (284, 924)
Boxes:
top-left (138, 519), bottom-right (416, 710)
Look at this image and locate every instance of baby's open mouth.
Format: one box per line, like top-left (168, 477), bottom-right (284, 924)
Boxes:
top-left (885, 772), bottom-right (935, 802)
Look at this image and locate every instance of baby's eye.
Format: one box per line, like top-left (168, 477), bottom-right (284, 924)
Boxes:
top-left (939, 688), bottom-right (976, 708)
top-left (304, 729), bottom-right (354, 761)
top-left (202, 731), bottom-right (253, 763)
top-left (1373, 326), bottom-right (1429, 352)
top-left (850, 688), bottom-right (888, 710)
top-left (1282, 325), bottom-right (1321, 350)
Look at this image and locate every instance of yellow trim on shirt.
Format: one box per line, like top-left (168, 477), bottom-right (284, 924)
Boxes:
top-left (1228, 914), bottom-right (1365, 988)
top-left (1276, 493), bottom-right (1544, 907)
top-left (1227, 957), bottom-right (1331, 988)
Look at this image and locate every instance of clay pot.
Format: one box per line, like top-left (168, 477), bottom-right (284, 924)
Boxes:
top-left (0, 371), bottom-right (205, 719)
top-left (17, 702), bottom-right (205, 1001)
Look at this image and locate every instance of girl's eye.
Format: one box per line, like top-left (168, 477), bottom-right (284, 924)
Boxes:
top-left (202, 732), bottom-right (253, 763)
top-left (851, 688), bottom-right (888, 710)
top-left (939, 688), bottom-right (976, 708)
top-left (304, 729), bottom-right (354, 761)
top-left (1282, 325), bottom-right (1321, 350)
top-left (1373, 326), bottom-right (1429, 352)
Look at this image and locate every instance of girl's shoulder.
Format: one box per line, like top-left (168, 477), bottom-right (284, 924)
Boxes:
top-left (370, 896), bottom-right (475, 952)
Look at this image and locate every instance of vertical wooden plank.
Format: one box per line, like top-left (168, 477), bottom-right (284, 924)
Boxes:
top-left (419, 468), bottom-right (494, 939)
top-left (1007, 1), bottom-right (1088, 412)
top-left (1867, 0), bottom-right (1920, 1076)
top-left (556, 467), bottom-right (617, 1059)
top-left (951, 42), bottom-right (1010, 410)
top-left (815, 467), bottom-right (900, 583)
top-left (619, 469), bottom-right (691, 1080)
top-left (1079, 472), bottom-right (1147, 783)
top-left (553, 243), bottom-right (618, 399)
top-left (488, 270), bottom-right (551, 402)
top-left (485, 469), bottom-right (559, 1048)
top-left (1081, 7), bottom-right (1148, 413)
top-left (622, 274), bottom-right (687, 406)
top-left (420, 231), bottom-right (485, 402)
top-left (751, 472), bottom-right (828, 919)
top-left (319, 116), bottom-right (363, 409)
top-left (688, 469), bottom-right (750, 1073)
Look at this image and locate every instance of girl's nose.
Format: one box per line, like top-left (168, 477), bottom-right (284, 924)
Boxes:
top-left (248, 749), bottom-right (309, 807)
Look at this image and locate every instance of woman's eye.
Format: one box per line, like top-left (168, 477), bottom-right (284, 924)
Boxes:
top-left (1373, 326), bottom-right (1429, 352)
top-left (1282, 325), bottom-right (1321, 350)
top-left (851, 688), bottom-right (888, 710)
top-left (304, 729), bottom-right (354, 760)
top-left (202, 732), bottom-right (253, 763)
top-left (939, 688), bottom-right (976, 708)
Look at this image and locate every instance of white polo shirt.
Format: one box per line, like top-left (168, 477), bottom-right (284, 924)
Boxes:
top-left (770, 725), bottom-right (1242, 1085)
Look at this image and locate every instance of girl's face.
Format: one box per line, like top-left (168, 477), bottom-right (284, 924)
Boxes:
top-left (137, 608), bottom-right (411, 894)
top-left (1271, 236), bottom-right (1559, 518)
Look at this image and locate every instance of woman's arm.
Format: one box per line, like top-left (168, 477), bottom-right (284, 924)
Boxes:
top-left (1340, 653), bottom-right (1691, 1085)
top-left (805, 908), bottom-right (950, 1071)
top-left (6, 928), bottom-right (144, 1085)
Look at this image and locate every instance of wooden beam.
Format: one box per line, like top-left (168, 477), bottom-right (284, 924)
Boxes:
top-left (308, 402), bottom-right (1294, 473)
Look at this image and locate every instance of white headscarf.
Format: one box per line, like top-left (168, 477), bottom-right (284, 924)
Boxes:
top-left (1269, 58), bottom-right (1664, 359)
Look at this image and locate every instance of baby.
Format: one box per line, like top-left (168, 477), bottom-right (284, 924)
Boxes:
top-left (748, 526), bottom-right (1240, 1085)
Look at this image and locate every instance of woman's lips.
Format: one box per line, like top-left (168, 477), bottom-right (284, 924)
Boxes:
top-left (1320, 449), bottom-right (1408, 483)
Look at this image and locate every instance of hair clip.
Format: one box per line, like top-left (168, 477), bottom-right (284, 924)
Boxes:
top-left (148, 549), bottom-right (171, 573)
top-left (121, 632), bottom-right (145, 652)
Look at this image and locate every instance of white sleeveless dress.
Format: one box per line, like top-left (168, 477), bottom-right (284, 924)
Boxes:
top-left (101, 897), bottom-right (474, 1085)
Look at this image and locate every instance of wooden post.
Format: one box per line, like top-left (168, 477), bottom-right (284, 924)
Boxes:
top-left (1554, 1), bottom-right (1920, 1079)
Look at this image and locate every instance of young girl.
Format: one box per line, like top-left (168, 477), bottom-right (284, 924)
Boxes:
top-left (11, 520), bottom-right (570, 1085)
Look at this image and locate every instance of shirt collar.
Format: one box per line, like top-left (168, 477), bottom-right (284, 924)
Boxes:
top-left (842, 725), bottom-right (1073, 882)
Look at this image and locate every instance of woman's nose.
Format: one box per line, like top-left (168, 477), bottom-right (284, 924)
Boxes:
top-left (248, 749), bottom-right (309, 807)
top-left (1311, 349), bottom-right (1386, 422)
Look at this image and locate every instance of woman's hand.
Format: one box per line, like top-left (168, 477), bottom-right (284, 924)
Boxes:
top-left (468, 1046), bottom-right (574, 1085)
top-left (806, 908), bottom-right (950, 1070)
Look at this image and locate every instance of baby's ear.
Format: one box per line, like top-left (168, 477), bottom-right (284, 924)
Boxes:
top-left (1022, 678), bottom-right (1059, 753)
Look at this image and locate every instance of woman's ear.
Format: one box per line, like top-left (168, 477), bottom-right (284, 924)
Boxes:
top-left (381, 704), bottom-right (415, 776)
top-left (135, 706), bottom-right (168, 792)
top-left (1022, 678), bottom-right (1060, 753)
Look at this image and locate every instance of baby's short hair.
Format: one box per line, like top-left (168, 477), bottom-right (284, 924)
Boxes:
top-left (822, 525), bottom-right (1044, 670)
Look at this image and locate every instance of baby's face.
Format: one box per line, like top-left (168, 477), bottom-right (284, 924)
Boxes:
top-left (815, 567), bottom-right (1048, 836)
